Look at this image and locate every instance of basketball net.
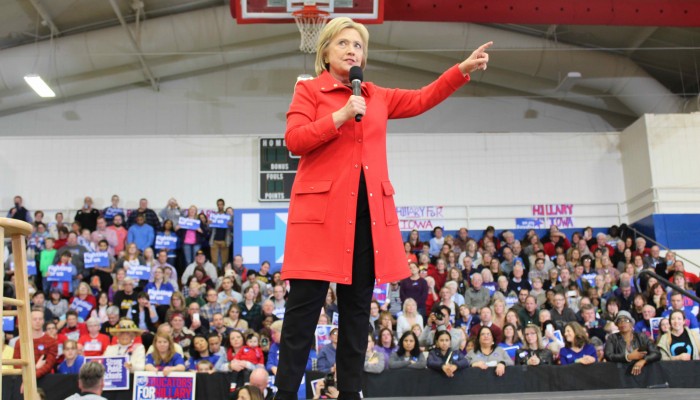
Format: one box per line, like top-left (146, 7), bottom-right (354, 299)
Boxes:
top-left (292, 4), bottom-right (330, 54)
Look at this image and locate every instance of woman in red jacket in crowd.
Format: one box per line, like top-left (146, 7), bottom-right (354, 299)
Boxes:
top-left (274, 16), bottom-right (491, 400)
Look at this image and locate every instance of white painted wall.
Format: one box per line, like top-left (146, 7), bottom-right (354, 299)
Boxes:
top-left (620, 116), bottom-right (654, 222)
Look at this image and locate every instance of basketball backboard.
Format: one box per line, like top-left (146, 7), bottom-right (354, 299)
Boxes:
top-left (233, 0), bottom-right (383, 24)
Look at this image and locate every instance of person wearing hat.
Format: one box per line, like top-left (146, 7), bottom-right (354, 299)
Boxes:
top-left (180, 249), bottom-right (217, 285)
top-left (103, 319), bottom-right (146, 372)
top-left (603, 310), bottom-right (660, 375)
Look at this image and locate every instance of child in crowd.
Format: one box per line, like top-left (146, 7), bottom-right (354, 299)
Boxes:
top-left (233, 332), bottom-right (265, 368)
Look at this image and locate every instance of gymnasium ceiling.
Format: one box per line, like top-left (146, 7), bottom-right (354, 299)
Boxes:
top-left (0, 0), bottom-right (698, 120)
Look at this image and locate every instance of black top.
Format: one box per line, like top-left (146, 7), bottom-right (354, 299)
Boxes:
top-left (670, 329), bottom-right (694, 357)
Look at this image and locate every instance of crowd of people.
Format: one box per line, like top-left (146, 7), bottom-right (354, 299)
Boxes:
top-left (4, 194), bottom-right (700, 399)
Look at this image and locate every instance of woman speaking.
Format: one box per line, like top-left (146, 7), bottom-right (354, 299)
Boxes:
top-left (275, 16), bottom-right (491, 400)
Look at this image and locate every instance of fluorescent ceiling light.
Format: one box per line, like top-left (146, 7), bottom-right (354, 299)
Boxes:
top-left (24, 75), bottom-right (56, 98)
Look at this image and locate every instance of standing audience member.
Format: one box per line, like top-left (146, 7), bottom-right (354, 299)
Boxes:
top-left (604, 311), bottom-right (660, 375)
top-left (658, 310), bottom-right (700, 360)
top-left (127, 198), bottom-right (161, 230)
top-left (74, 196), bottom-right (100, 232)
top-left (13, 309), bottom-right (57, 379)
top-left (64, 361), bottom-right (108, 400)
top-left (427, 331), bottom-right (469, 377)
top-left (127, 214), bottom-right (155, 252)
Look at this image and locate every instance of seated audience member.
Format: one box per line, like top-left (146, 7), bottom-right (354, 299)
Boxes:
top-left (233, 331), bottom-right (265, 370)
top-left (170, 313), bottom-right (194, 355)
top-left (187, 334), bottom-right (220, 371)
top-left (131, 292), bottom-right (159, 333)
top-left (240, 287), bottom-right (263, 331)
top-left (236, 384), bottom-right (264, 400)
top-left (469, 306), bottom-right (503, 344)
top-left (420, 305), bottom-right (465, 352)
top-left (498, 324), bottom-right (522, 361)
top-left (468, 326), bottom-right (513, 376)
top-left (364, 334), bottom-right (386, 374)
top-left (103, 319), bottom-right (145, 372)
top-left (550, 293), bottom-right (578, 331)
top-left (580, 304), bottom-right (612, 343)
top-left (317, 328), bottom-right (338, 374)
top-left (78, 317), bottom-right (110, 356)
top-left (427, 331), bottom-right (469, 378)
top-left (389, 331), bottom-right (426, 369)
top-left (64, 361), bottom-right (108, 400)
top-left (145, 332), bottom-right (186, 375)
top-left (165, 292), bottom-right (188, 324)
top-left (201, 288), bottom-right (225, 321)
top-left (197, 359), bottom-right (215, 374)
top-left (516, 324), bottom-right (553, 366)
top-left (559, 322), bottom-right (596, 365)
top-left (396, 298), bottom-right (424, 339)
top-left (185, 302), bottom-right (210, 335)
top-left (100, 306), bottom-right (121, 339)
top-left (634, 305), bottom-right (658, 339)
top-left (57, 339), bottom-right (85, 374)
top-left (208, 333), bottom-right (227, 366)
top-left (60, 310), bottom-right (89, 342)
top-left (225, 303), bottom-right (250, 331)
top-left (662, 292), bottom-right (700, 334)
top-left (13, 309), bottom-right (57, 379)
top-left (249, 368), bottom-right (275, 400)
top-left (589, 337), bottom-right (606, 363)
top-left (658, 310), bottom-right (700, 360)
top-left (375, 327), bottom-right (396, 365)
top-left (47, 288), bottom-right (69, 322)
top-left (604, 311), bottom-right (660, 375)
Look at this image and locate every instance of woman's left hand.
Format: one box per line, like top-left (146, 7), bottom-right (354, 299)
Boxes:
top-left (495, 363), bottom-right (506, 376)
top-left (631, 359), bottom-right (646, 375)
top-left (459, 41), bottom-right (493, 75)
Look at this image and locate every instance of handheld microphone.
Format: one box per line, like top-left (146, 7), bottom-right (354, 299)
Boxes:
top-left (349, 66), bottom-right (363, 122)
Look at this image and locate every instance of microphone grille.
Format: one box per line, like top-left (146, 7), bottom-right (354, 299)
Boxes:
top-left (349, 66), bottom-right (363, 82)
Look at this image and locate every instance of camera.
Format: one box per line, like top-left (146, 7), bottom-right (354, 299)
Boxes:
top-left (261, 337), bottom-right (269, 347)
top-left (433, 312), bottom-right (444, 322)
top-left (321, 373), bottom-right (336, 396)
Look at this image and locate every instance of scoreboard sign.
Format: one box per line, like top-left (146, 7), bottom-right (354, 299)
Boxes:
top-left (259, 138), bottom-right (299, 201)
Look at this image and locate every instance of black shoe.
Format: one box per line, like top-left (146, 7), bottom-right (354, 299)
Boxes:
top-left (337, 391), bottom-right (361, 400)
top-left (273, 390), bottom-right (297, 400)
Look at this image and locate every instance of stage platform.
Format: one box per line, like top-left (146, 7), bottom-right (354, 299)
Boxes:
top-left (371, 388), bottom-right (692, 400)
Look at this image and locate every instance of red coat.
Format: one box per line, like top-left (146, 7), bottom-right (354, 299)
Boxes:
top-left (282, 65), bottom-right (470, 285)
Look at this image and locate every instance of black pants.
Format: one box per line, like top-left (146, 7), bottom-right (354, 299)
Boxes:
top-left (276, 172), bottom-right (375, 396)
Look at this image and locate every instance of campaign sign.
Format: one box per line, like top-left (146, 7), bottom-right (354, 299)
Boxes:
top-left (9, 261), bottom-right (37, 276)
top-left (3, 316), bottom-right (14, 332)
top-left (86, 356), bottom-right (130, 391)
top-left (133, 371), bottom-right (196, 400)
top-left (148, 289), bottom-right (174, 306)
top-left (70, 297), bottom-right (94, 320)
top-left (650, 317), bottom-right (662, 340)
top-left (127, 265), bottom-right (151, 281)
top-left (315, 324), bottom-right (336, 353)
top-left (155, 235), bottom-right (178, 250)
top-left (209, 213), bottom-right (231, 229)
top-left (84, 252), bottom-right (110, 268)
top-left (373, 283), bottom-right (389, 306)
top-left (178, 217), bottom-right (200, 231)
top-left (104, 207), bottom-right (125, 220)
top-left (46, 265), bottom-right (73, 282)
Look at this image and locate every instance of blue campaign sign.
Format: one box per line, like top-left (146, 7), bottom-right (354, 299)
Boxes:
top-left (133, 372), bottom-right (196, 400)
top-left (47, 265), bottom-right (74, 282)
top-left (148, 289), bottom-right (174, 305)
top-left (234, 208), bottom-right (289, 273)
top-left (84, 252), bottom-right (110, 268)
top-left (3, 316), bottom-right (14, 332)
top-left (178, 217), bottom-right (200, 231)
top-left (85, 356), bottom-right (130, 391)
top-left (209, 213), bottom-right (231, 229)
top-left (127, 265), bottom-right (151, 280)
top-left (155, 235), bottom-right (178, 250)
top-left (103, 207), bottom-right (125, 220)
top-left (70, 297), bottom-right (94, 320)
top-left (516, 218), bottom-right (546, 229)
top-left (9, 261), bottom-right (37, 276)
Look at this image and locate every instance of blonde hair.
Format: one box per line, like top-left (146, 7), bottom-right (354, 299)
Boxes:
top-left (314, 17), bottom-right (369, 76)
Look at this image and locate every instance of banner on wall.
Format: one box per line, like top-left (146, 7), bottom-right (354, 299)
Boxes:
top-left (516, 204), bottom-right (575, 229)
top-left (395, 206), bottom-right (445, 231)
top-left (234, 209), bottom-right (288, 273)
top-left (133, 372), bottom-right (196, 400)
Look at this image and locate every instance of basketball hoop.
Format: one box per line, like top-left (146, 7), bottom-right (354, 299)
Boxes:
top-left (291, 2), bottom-right (330, 54)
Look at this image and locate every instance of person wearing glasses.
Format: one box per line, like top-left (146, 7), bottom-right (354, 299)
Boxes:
top-left (604, 310), bottom-right (660, 375)
top-left (516, 324), bottom-right (553, 366)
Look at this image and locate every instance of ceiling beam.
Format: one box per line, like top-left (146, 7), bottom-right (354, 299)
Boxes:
top-left (625, 27), bottom-right (659, 56)
top-left (107, 0), bottom-right (159, 91)
top-left (26, 0), bottom-right (60, 36)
